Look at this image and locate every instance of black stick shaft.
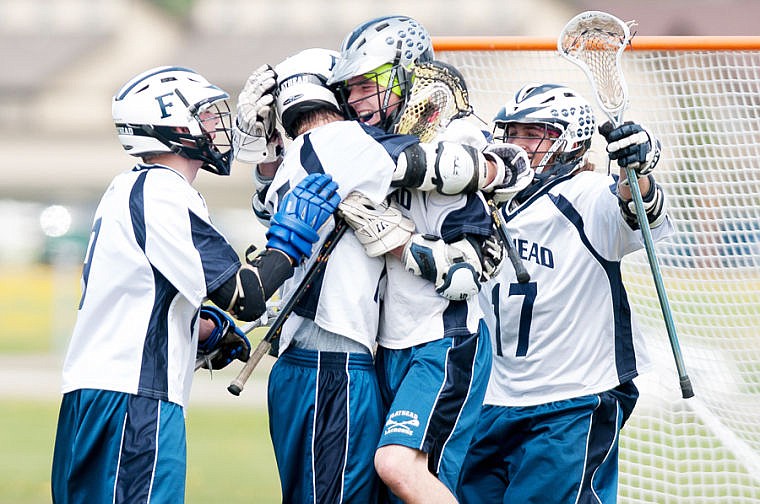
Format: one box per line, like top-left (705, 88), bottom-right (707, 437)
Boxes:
top-left (227, 220), bottom-right (348, 396)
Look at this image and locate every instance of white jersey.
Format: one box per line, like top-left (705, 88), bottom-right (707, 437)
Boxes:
top-left (264, 120), bottom-right (417, 353)
top-left (61, 164), bottom-right (240, 408)
top-left (480, 170), bottom-right (674, 406)
top-left (379, 119), bottom-right (492, 349)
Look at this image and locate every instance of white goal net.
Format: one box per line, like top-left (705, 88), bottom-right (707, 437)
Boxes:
top-left (437, 36), bottom-right (760, 502)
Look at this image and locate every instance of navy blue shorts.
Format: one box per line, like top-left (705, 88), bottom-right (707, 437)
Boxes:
top-left (376, 320), bottom-right (492, 494)
top-left (268, 347), bottom-right (385, 503)
top-left (457, 381), bottom-right (639, 504)
top-left (52, 389), bottom-right (186, 504)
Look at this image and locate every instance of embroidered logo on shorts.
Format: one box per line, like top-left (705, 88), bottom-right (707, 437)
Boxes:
top-left (384, 410), bottom-right (420, 436)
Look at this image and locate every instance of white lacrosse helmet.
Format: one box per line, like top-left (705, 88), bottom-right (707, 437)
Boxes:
top-left (112, 66), bottom-right (234, 175)
top-left (492, 83), bottom-right (595, 174)
top-left (274, 48), bottom-right (342, 139)
top-left (327, 15), bottom-right (434, 132)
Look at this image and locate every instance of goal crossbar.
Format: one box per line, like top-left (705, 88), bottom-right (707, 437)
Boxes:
top-left (434, 35), bottom-right (760, 51)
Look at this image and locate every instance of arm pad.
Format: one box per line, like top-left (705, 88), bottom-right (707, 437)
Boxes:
top-left (618, 175), bottom-right (667, 230)
top-left (208, 249), bottom-right (294, 321)
top-left (392, 142), bottom-right (489, 195)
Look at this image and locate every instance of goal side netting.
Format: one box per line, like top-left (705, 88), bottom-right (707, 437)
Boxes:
top-left (435, 36), bottom-right (760, 503)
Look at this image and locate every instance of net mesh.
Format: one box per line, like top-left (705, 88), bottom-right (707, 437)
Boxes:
top-left (439, 45), bottom-right (760, 502)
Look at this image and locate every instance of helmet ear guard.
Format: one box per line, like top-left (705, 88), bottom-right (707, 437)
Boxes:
top-left (112, 66), bottom-right (234, 175)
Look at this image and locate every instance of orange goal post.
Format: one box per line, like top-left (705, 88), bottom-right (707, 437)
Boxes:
top-left (434, 36), bottom-right (760, 503)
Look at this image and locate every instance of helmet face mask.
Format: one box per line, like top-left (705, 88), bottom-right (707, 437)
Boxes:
top-left (328, 15), bottom-right (434, 132)
top-left (493, 122), bottom-right (564, 171)
top-left (112, 66), bottom-right (234, 175)
top-left (493, 83), bottom-right (595, 175)
top-left (335, 66), bottom-right (406, 130)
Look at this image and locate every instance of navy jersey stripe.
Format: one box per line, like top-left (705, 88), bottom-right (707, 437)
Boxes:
top-left (361, 123), bottom-right (419, 161)
top-left (440, 193), bottom-right (492, 241)
top-left (300, 133), bottom-right (326, 175)
top-left (441, 300), bottom-right (471, 338)
top-left (292, 267), bottom-right (325, 320)
top-left (128, 169), bottom-right (170, 400)
top-left (138, 267), bottom-right (174, 400)
top-left (549, 193), bottom-right (638, 381)
top-left (130, 171), bottom-right (148, 250)
top-left (313, 353), bottom-right (350, 502)
top-left (188, 210), bottom-right (240, 293)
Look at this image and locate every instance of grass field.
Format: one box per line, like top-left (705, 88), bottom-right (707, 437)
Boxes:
top-left (0, 265), bottom-right (284, 502)
top-left (3, 259), bottom-right (760, 502)
top-left (0, 399), bottom-right (281, 503)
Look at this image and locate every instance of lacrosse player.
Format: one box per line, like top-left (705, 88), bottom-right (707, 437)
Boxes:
top-left (51, 66), bottom-right (341, 504)
top-left (326, 15), bottom-right (505, 503)
top-left (456, 83), bottom-right (673, 504)
top-left (233, 31), bottom-right (528, 499)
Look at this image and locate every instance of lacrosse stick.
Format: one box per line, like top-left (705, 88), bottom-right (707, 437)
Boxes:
top-left (194, 303), bottom-right (278, 372)
top-left (398, 60), bottom-right (531, 283)
top-left (228, 219), bottom-right (348, 396)
top-left (488, 199), bottom-right (530, 283)
top-left (559, 10), bottom-right (693, 398)
top-left (394, 60), bottom-right (472, 143)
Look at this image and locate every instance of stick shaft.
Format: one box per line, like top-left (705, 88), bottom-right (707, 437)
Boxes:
top-left (624, 165), bottom-right (694, 398)
top-left (488, 200), bottom-right (530, 283)
top-left (227, 220), bottom-right (348, 396)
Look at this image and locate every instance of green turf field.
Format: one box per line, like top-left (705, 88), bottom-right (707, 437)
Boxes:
top-left (0, 400), bottom-right (280, 503)
top-left (0, 266), bottom-right (281, 502)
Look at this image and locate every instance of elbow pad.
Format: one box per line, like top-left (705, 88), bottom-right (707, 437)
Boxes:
top-left (392, 142), bottom-right (488, 195)
top-left (210, 249), bottom-right (294, 321)
top-left (401, 234), bottom-right (482, 301)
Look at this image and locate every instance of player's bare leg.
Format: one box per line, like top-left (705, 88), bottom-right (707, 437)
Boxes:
top-left (375, 445), bottom-right (457, 504)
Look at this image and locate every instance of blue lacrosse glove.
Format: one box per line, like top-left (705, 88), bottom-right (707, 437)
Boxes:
top-left (266, 173), bottom-right (340, 263)
top-left (197, 305), bottom-right (251, 370)
top-left (599, 121), bottom-right (662, 176)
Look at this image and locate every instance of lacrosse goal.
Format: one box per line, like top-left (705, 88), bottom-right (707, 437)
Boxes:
top-left (435, 36), bottom-right (760, 502)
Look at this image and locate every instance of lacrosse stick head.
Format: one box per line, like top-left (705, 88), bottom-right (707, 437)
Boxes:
top-left (394, 60), bottom-right (472, 142)
top-left (558, 10), bottom-right (635, 124)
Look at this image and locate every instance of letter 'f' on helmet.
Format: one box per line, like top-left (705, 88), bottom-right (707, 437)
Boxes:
top-left (112, 66), bottom-right (234, 175)
top-left (274, 48), bottom-right (342, 139)
top-left (327, 15), bottom-right (434, 132)
top-left (493, 83), bottom-right (595, 174)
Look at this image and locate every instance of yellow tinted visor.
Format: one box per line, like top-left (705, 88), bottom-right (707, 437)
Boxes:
top-left (363, 64), bottom-right (403, 96)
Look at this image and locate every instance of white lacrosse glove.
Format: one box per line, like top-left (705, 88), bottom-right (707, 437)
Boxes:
top-left (599, 121), bottom-right (662, 176)
top-left (482, 142), bottom-right (535, 205)
top-left (233, 64), bottom-right (282, 164)
top-left (401, 234), bottom-right (482, 301)
top-left (337, 192), bottom-right (415, 257)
